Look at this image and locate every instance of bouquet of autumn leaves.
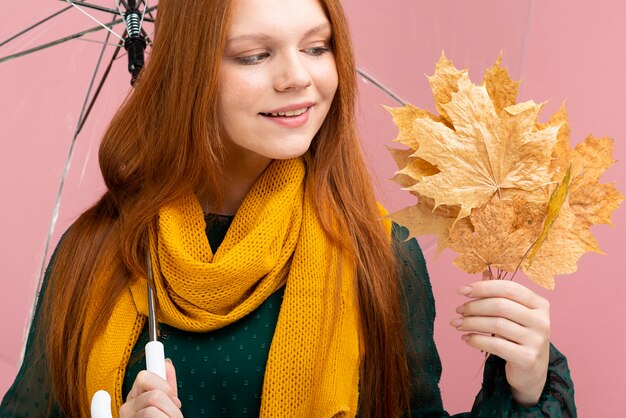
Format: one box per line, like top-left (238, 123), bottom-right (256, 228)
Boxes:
top-left (388, 53), bottom-right (623, 289)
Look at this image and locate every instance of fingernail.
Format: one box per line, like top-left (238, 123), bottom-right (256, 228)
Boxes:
top-left (461, 334), bottom-right (470, 342)
top-left (457, 285), bottom-right (472, 296)
top-left (166, 358), bottom-right (172, 364)
top-left (175, 396), bottom-right (182, 408)
top-left (455, 305), bottom-right (465, 315)
top-left (450, 318), bottom-right (463, 328)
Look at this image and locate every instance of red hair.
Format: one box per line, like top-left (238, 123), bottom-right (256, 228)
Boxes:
top-left (42, 0), bottom-right (410, 416)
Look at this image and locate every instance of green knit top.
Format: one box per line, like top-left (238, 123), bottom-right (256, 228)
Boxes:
top-left (1, 215), bottom-right (577, 417)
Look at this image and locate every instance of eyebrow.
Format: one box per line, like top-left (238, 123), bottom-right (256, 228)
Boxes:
top-left (226, 22), bottom-right (332, 44)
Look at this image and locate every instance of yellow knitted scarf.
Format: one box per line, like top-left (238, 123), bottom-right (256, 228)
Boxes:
top-left (85, 158), bottom-right (361, 417)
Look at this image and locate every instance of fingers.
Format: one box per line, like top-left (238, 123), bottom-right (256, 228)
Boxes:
top-left (165, 359), bottom-right (179, 400)
top-left (460, 332), bottom-right (535, 365)
top-left (458, 279), bottom-right (550, 311)
top-left (456, 296), bottom-right (549, 331)
top-left (126, 370), bottom-right (177, 402)
top-left (121, 361), bottom-right (182, 418)
top-left (451, 315), bottom-right (529, 345)
top-left (452, 277), bottom-right (550, 406)
top-left (120, 390), bottom-right (183, 418)
top-left (452, 279), bottom-right (551, 365)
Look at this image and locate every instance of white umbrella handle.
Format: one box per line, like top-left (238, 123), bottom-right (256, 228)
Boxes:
top-left (90, 390), bottom-right (113, 418)
top-left (89, 341), bottom-right (166, 417)
top-left (91, 256), bottom-right (165, 418)
top-left (145, 340), bottom-right (166, 379)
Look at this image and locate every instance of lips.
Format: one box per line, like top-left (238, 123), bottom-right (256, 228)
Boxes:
top-left (260, 101), bottom-right (315, 117)
top-left (260, 107), bottom-right (310, 118)
top-left (259, 106), bottom-right (311, 128)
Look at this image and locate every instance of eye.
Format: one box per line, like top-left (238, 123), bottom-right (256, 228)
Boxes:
top-left (235, 52), bottom-right (270, 65)
top-left (304, 45), bottom-right (331, 57)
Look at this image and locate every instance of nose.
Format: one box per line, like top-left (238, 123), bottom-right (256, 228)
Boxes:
top-left (273, 51), bottom-right (312, 92)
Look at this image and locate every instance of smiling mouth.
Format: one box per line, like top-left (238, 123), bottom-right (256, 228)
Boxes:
top-left (259, 107), bottom-right (310, 118)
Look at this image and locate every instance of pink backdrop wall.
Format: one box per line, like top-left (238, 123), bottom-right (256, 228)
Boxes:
top-left (1, 1), bottom-right (624, 416)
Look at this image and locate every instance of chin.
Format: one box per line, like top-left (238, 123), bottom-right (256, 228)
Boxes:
top-left (263, 141), bottom-right (313, 160)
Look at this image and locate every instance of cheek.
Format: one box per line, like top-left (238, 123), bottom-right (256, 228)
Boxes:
top-left (219, 69), bottom-right (269, 113)
top-left (313, 62), bottom-right (339, 100)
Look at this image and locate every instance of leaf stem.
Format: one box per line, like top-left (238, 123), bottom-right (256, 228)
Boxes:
top-left (510, 240), bottom-right (536, 281)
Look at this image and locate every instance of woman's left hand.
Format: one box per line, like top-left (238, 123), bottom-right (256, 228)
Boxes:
top-left (450, 277), bottom-right (550, 407)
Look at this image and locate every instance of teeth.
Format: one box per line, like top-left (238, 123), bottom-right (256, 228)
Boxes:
top-left (267, 107), bottom-right (308, 117)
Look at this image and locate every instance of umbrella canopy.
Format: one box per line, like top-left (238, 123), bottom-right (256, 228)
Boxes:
top-left (0, 0), bottom-right (155, 396)
top-left (1, 1), bottom-right (625, 415)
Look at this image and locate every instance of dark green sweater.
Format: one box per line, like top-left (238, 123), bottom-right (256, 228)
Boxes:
top-left (1, 215), bottom-right (577, 417)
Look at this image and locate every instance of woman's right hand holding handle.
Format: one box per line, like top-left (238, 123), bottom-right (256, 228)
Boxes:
top-left (119, 359), bottom-right (183, 418)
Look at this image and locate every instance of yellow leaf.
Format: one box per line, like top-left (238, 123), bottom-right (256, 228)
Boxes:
top-left (385, 105), bottom-right (440, 191)
top-left (385, 146), bottom-right (414, 171)
top-left (389, 196), bottom-right (460, 252)
top-left (427, 52), bottom-right (472, 127)
top-left (386, 54), bottom-right (623, 290)
top-left (385, 104), bottom-right (440, 151)
top-left (536, 102), bottom-right (571, 182)
top-left (528, 166), bottom-right (572, 265)
top-left (448, 197), bottom-right (546, 274)
top-left (387, 147), bottom-right (439, 189)
top-left (569, 136), bottom-right (624, 226)
top-left (411, 83), bottom-right (559, 221)
top-left (521, 202), bottom-right (586, 290)
top-left (483, 52), bottom-right (521, 115)
top-left (522, 137), bottom-right (624, 288)
top-left (397, 157), bottom-right (440, 183)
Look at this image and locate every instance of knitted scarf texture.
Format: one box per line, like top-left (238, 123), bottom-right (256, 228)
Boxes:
top-left (85, 158), bottom-right (361, 417)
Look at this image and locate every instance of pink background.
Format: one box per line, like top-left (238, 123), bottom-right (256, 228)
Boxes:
top-left (1, 1), bottom-right (624, 416)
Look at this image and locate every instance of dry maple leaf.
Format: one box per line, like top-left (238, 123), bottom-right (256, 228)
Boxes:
top-left (521, 136), bottom-right (624, 288)
top-left (520, 201), bottom-right (588, 289)
top-left (483, 53), bottom-right (522, 115)
top-left (388, 53), bottom-right (623, 289)
top-left (392, 196), bottom-right (460, 253)
top-left (427, 52), bottom-right (472, 128)
top-left (448, 196), bottom-right (546, 274)
top-left (409, 83), bottom-right (560, 221)
top-left (385, 105), bottom-right (440, 188)
top-left (568, 136), bottom-right (623, 228)
top-left (528, 167), bottom-right (572, 265)
top-left (536, 102), bottom-right (571, 182)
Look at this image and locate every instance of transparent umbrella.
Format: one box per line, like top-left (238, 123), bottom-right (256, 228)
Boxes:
top-left (0, 0), bottom-right (157, 399)
top-left (2, 1), bottom-right (625, 416)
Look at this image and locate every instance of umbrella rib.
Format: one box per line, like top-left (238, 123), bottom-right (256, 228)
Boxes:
top-left (140, 0), bottom-right (148, 29)
top-left (0, 21), bottom-right (123, 64)
top-left (64, 0), bottom-right (124, 41)
top-left (141, 27), bottom-right (154, 46)
top-left (0, 5), bottom-right (74, 48)
top-left (0, 4), bottom-right (156, 64)
top-left (37, 25), bottom-right (123, 292)
top-left (113, 0), bottom-right (126, 20)
top-left (75, 38), bottom-right (122, 47)
top-left (356, 67), bottom-right (407, 106)
top-left (56, 0), bottom-right (120, 15)
top-left (76, 43), bottom-right (124, 135)
top-left (144, 3), bottom-right (156, 21)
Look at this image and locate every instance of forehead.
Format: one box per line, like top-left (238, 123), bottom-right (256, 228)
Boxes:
top-left (227, 0), bottom-right (330, 38)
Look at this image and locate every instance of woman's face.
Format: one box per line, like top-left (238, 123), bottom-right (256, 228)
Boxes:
top-left (218, 0), bottom-right (338, 165)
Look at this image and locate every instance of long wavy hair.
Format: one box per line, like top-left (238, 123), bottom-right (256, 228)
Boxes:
top-left (42, 0), bottom-right (411, 416)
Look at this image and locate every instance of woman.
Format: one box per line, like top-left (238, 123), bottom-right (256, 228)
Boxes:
top-left (1, 0), bottom-right (576, 417)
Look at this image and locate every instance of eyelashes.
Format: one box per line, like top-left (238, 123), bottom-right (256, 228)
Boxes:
top-left (235, 52), bottom-right (271, 65)
top-left (305, 46), bottom-right (331, 57)
top-left (234, 45), bottom-right (332, 66)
